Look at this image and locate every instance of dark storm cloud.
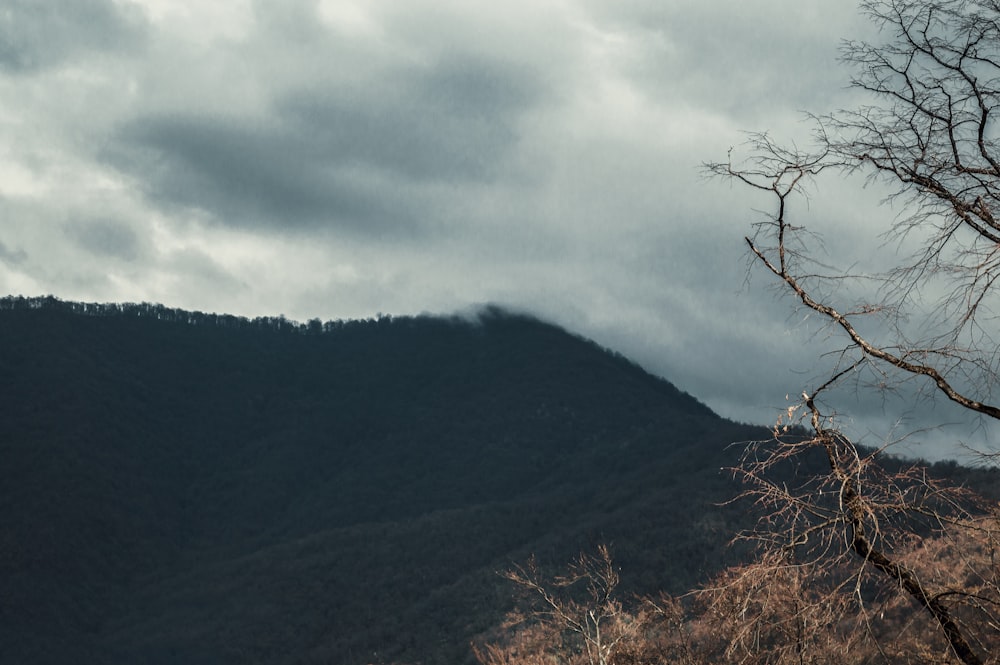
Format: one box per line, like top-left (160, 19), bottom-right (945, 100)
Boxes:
top-left (0, 240), bottom-right (27, 266)
top-left (280, 56), bottom-right (539, 181)
top-left (106, 54), bottom-right (543, 236)
top-left (0, 0), bottom-right (145, 73)
top-left (108, 115), bottom-right (401, 233)
top-left (64, 219), bottom-right (141, 262)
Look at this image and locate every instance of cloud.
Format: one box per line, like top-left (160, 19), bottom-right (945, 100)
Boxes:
top-left (0, 239), bottom-right (27, 266)
top-left (282, 55), bottom-right (542, 180)
top-left (105, 51), bottom-right (546, 237)
top-left (0, 0), bottom-right (146, 73)
top-left (577, 0), bottom-right (872, 122)
top-left (64, 218), bottom-right (142, 262)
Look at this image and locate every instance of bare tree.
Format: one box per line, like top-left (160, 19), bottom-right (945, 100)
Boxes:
top-left (712, 0), bottom-right (1000, 433)
top-left (475, 548), bottom-right (714, 665)
top-left (477, 526), bottom-right (1000, 663)
top-left (706, 1), bottom-right (1000, 663)
top-left (714, 414), bottom-right (1000, 664)
top-left (474, 545), bottom-right (638, 665)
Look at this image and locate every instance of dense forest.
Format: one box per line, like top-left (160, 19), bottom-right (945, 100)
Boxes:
top-left (2, 296), bottom-right (993, 664)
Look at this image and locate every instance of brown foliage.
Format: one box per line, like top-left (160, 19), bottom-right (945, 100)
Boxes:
top-left (474, 545), bottom-right (641, 665)
top-left (478, 522), bottom-right (1000, 664)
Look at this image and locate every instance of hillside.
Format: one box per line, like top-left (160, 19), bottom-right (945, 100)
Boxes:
top-left (1, 296), bottom-right (771, 664)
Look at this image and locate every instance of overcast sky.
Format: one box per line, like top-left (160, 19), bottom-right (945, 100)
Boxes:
top-left (2, 1), bottom-right (989, 460)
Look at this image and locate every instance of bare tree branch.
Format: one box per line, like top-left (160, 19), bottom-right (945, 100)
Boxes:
top-left (706, 2), bottom-right (1000, 662)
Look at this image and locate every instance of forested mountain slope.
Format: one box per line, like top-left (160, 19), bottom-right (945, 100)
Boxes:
top-left (0, 297), bottom-right (806, 663)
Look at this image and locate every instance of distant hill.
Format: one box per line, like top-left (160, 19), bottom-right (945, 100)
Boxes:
top-left (0, 296), bottom-right (795, 663)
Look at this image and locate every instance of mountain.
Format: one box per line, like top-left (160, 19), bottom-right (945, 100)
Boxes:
top-left (1, 296), bottom-right (768, 664)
